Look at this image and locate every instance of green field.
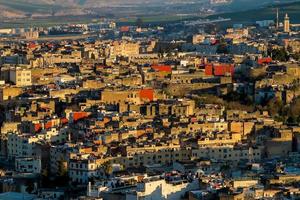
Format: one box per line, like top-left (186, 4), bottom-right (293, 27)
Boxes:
top-left (0, 16), bottom-right (97, 29)
top-left (0, 14), bottom-right (199, 29)
top-left (117, 15), bottom-right (199, 25)
top-left (0, 0), bottom-right (61, 13)
top-left (208, 1), bottom-right (300, 25)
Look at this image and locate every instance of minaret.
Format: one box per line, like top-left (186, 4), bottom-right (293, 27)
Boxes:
top-left (284, 13), bottom-right (290, 33)
top-left (276, 8), bottom-right (279, 29)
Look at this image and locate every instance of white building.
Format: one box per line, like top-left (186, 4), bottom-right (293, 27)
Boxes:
top-left (37, 127), bottom-right (69, 144)
top-left (0, 29), bottom-right (13, 35)
top-left (68, 154), bottom-right (105, 184)
top-left (7, 128), bottom-right (68, 160)
top-left (15, 157), bottom-right (41, 174)
top-left (54, 75), bottom-right (77, 84)
top-left (87, 175), bottom-right (199, 200)
top-left (38, 188), bottom-right (65, 199)
top-left (135, 177), bottom-right (199, 200)
top-left (7, 133), bottom-right (39, 159)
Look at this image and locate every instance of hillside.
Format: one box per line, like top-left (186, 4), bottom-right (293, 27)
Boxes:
top-left (0, 0), bottom-right (91, 19)
top-left (1, 0), bottom-right (300, 19)
top-left (209, 1), bottom-right (300, 24)
top-left (0, 0), bottom-right (300, 27)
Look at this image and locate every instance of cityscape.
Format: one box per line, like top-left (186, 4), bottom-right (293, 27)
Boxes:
top-left (0, 0), bottom-right (300, 200)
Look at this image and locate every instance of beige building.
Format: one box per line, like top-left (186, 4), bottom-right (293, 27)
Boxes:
top-left (24, 31), bottom-right (39, 40)
top-left (284, 13), bottom-right (290, 33)
top-left (110, 41), bottom-right (140, 58)
top-left (219, 192), bottom-right (244, 200)
top-left (192, 145), bottom-right (262, 162)
top-left (42, 52), bottom-right (82, 65)
top-left (0, 86), bottom-right (22, 101)
top-left (9, 68), bottom-right (32, 86)
top-left (232, 179), bottom-right (259, 188)
top-left (111, 145), bottom-right (191, 169)
top-left (192, 34), bottom-right (205, 44)
top-left (265, 129), bottom-right (293, 158)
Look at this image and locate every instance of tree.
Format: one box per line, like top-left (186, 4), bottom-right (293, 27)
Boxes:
top-left (55, 159), bottom-right (69, 186)
top-left (58, 159), bottom-right (68, 177)
top-left (204, 24), bottom-right (218, 34)
top-left (158, 46), bottom-right (164, 58)
top-left (291, 53), bottom-right (300, 61)
top-left (266, 98), bottom-right (284, 117)
top-left (217, 39), bottom-right (229, 54)
top-left (25, 181), bottom-right (34, 194)
top-left (271, 48), bottom-right (290, 62)
top-left (136, 18), bottom-right (143, 28)
top-left (91, 53), bottom-right (96, 60)
top-left (287, 45), bottom-right (293, 53)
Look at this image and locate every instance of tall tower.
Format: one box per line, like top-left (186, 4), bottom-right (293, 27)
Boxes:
top-left (284, 13), bottom-right (290, 33)
top-left (276, 8), bottom-right (279, 29)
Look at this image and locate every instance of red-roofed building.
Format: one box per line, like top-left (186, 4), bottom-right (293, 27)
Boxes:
top-left (34, 123), bottom-right (42, 132)
top-left (47, 43), bottom-right (54, 48)
top-left (191, 117), bottom-right (197, 123)
top-left (205, 64), bottom-right (234, 76)
top-left (61, 118), bottom-right (69, 124)
top-left (140, 88), bottom-right (154, 101)
top-left (214, 64), bottom-right (234, 76)
top-left (258, 57), bottom-right (272, 65)
top-left (34, 117), bottom-right (69, 133)
top-left (28, 42), bottom-right (37, 49)
top-left (72, 112), bottom-right (90, 122)
top-left (120, 26), bottom-right (130, 32)
top-left (44, 121), bottom-right (53, 129)
top-left (151, 65), bottom-right (172, 72)
top-left (205, 64), bottom-right (213, 76)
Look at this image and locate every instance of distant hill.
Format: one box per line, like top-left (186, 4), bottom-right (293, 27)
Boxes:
top-left (1, 0), bottom-right (299, 12)
top-left (0, 0), bottom-right (89, 19)
top-left (0, 0), bottom-right (206, 19)
top-left (0, 0), bottom-right (299, 24)
top-left (209, 1), bottom-right (300, 24)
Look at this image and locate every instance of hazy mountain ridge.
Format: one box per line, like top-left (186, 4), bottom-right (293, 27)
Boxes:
top-left (0, 0), bottom-right (299, 19)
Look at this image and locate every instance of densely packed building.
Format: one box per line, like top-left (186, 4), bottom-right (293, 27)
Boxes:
top-left (0, 13), bottom-right (299, 200)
